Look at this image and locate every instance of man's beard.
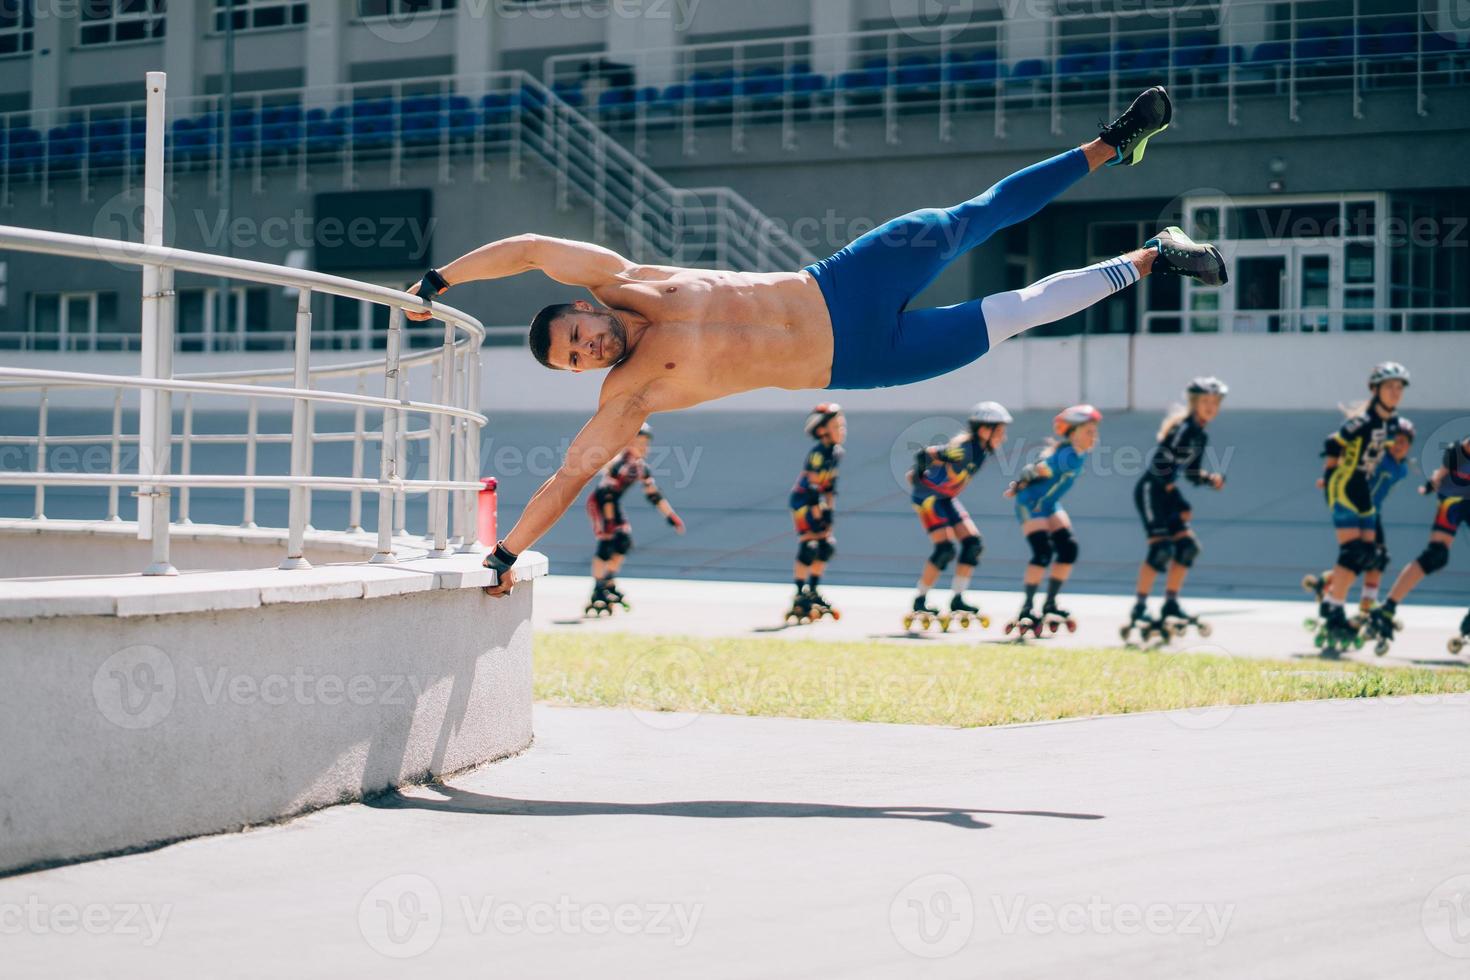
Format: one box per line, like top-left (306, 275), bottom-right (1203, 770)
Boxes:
top-left (602, 315), bottom-right (628, 364)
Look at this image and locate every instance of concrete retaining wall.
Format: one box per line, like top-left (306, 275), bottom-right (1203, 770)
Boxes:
top-left (0, 535), bottom-right (544, 875)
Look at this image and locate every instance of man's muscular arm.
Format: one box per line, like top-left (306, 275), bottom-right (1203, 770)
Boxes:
top-left (407, 235), bottom-right (637, 320)
top-left (483, 389), bottom-right (651, 596)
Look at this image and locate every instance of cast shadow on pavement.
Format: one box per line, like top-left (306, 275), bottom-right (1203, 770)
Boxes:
top-left (365, 785), bottom-right (1104, 830)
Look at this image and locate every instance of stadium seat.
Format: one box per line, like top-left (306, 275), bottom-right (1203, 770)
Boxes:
top-left (6, 126), bottom-right (41, 179)
top-left (690, 69), bottom-right (736, 114)
top-left (400, 95), bottom-right (444, 146)
top-left (259, 105), bottom-right (303, 154)
top-left (1058, 44), bottom-right (1108, 88)
top-left (837, 57), bottom-right (888, 107)
top-left (895, 54), bottom-right (942, 102)
top-left (1007, 58), bottom-right (1048, 93)
top-left (46, 123), bottom-right (85, 175)
top-left (305, 107), bottom-right (345, 155)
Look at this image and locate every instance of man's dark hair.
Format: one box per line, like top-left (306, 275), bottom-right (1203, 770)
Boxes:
top-left (528, 303), bottom-right (576, 370)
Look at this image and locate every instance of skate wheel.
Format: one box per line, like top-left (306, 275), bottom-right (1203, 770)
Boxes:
top-left (1046, 620), bottom-right (1059, 634)
top-left (1374, 639), bottom-right (1389, 657)
top-left (1449, 637), bottom-right (1465, 655)
top-left (1196, 622), bottom-right (1213, 638)
top-left (938, 616), bottom-right (952, 633)
top-left (1003, 621), bottom-right (1015, 635)
top-left (830, 609), bottom-right (842, 621)
top-left (978, 616), bottom-right (991, 629)
top-left (902, 614), bottom-right (914, 630)
top-left (1120, 625), bottom-right (1132, 641)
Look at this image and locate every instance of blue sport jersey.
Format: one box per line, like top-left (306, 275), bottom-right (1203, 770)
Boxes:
top-left (1369, 454), bottom-right (1409, 509)
top-left (1013, 442), bottom-right (1088, 521)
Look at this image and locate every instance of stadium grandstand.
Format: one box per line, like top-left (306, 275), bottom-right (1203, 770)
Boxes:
top-left (0, 0), bottom-right (1465, 357)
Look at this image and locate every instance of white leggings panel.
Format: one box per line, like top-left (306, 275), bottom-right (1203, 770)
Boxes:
top-left (982, 255), bottom-right (1140, 347)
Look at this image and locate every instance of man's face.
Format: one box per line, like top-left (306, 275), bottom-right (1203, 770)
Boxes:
top-left (547, 301), bottom-right (627, 372)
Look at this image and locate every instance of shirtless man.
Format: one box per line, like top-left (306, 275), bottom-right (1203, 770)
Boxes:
top-left (406, 87), bottom-right (1228, 597)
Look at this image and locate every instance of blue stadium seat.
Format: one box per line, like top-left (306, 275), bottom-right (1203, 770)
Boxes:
top-left (305, 107), bottom-right (344, 154)
top-left (1058, 44), bottom-right (1108, 87)
top-left (837, 56), bottom-right (888, 105)
top-left (551, 79), bottom-right (584, 108)
top-left (88, 118), bottom-right (129, 169)
top-left (739, 65), bottom-right (785, 111)
top-left (447, 96), bottom-right (477, 141)
top-left (1008, 58), bottom-right (1047, 87)
top-left (6, 126), bottom-right (41, 178)
top-left (47, 123), bottom-right (85, 174)
top-left (895, 54), bottom-right (941, 95)
top-left (350, 98), bottom-right (395, 149)
top-left (399, 95), bottom-right (444, 146)
top-left (259, 105), bottom-right (303, 153)
top-left (690, 68), bottom-right (736, 113)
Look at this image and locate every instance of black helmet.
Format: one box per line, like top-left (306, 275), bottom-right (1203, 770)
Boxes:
top-left (804, 402), bottom-right (842, 437)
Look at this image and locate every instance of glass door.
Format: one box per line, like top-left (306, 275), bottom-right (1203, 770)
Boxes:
top-left (1231, 254), bottom-right (1286, 332)
top-left (1293, 248), bottom-right (1338, 333)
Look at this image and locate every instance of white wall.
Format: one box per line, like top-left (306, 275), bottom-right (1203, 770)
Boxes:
top-left (2, 332), bottom-right (1465, 417)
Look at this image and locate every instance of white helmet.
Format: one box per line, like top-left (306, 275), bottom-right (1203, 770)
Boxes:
top-left (969, 400), bottom-right (1014, 426)
top-left (804, 402), bottom-right (842, 437)
top-left (1368, 362), bottom-right (1410, 388)
top-left (1186, 376), bottom-right (1229, 397)
top-left (1054, 403), bottom-right (1103, 433)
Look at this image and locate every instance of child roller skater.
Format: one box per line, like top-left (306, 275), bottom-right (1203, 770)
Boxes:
top-left (1309, 362), bottom-right (1410, 655)
top-left (1449, 608), bottom-right (1470, 656)
top-left (903, 401), bottom-right (1013, 632)
top-left (1303, 419), bottom-right (1414, 636)
top-left (1124, 377), bottom-right (1228, 644)
top-left (585, 422), bottom-right (685, 615)
top-left (786, 403), bottom-right (845, 624)
top-left (1004, 404), bottom-right (1102, 638)
top-left (1369, 432), bottom-right (1469, 653)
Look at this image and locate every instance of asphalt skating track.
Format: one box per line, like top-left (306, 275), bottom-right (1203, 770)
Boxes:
top-left (6, 698), bottom-right (1470, 978)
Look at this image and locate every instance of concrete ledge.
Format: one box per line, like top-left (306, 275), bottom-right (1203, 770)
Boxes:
top-left (0, 525), bottom-right (546, 875)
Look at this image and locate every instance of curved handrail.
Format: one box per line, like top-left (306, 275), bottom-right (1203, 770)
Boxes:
top-left (0, 224), bottom-right (485, 341)
top-left (0, 215), bottom-right (489, 573)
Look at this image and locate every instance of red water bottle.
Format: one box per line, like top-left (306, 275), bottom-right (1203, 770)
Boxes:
top-left (477, 477), bottom-right (498, 546)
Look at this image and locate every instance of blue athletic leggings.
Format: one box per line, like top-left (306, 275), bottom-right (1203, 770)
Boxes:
top-left (807, 148), bottom-right (1090, 389)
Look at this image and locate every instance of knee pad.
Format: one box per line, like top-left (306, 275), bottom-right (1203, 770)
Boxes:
top-left (595, 539), bottom-right (617, 561)
top-left (958, 535), bottom-right (983, 567)
top-left (797, 539), bottom-right (820, 565)
top-left (815, 538), bottom-right (835, 562)
top-left (1370, 543), bottom-right (1390, 573)
top-left (929, 540), bottom-right (957, 571)
top-left (612, 530), bottom-right (632, 556)
top-left (1050, 528), bottom-right (1079, 565)
top-left (1172, 535), bottom-right (1201, 568)
top-left (1026, 530), bottom-right (1054, 568)
top-left (1346, 540), bottom-right (1375, 570)
top-left (1145, 538), bottom-right (1173, 573)
top-left (1417, 541), bottom-right (1450, 575)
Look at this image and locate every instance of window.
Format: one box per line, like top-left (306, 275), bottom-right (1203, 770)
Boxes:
top-left (26, 292), bottom-right (122, 351)
top-left (79, 0), bottom-right (166, 47)
top-left (213, 0), bottom-right (306, 32)
top-left (177, 286), bottom-right (275, 351)
top-left (0, 1), bottom-right (34, 56)
top-left (357, 0), bottom-right (457, 18)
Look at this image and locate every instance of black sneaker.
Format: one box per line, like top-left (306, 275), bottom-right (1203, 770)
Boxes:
top-left (1146, 226), bottom-right (1227, 287)
top-left (1099, 86), bottom-right (1172, 167)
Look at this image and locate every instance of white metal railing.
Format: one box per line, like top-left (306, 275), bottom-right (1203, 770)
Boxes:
top-left (544, 0), bottom-right (1467, 153)
top-left (1141, 305), bottom-right (1470, 334)
top-left (0, 73), bottom-right (488, 575)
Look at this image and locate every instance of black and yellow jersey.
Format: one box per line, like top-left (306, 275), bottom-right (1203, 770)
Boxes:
top-left (1324, 411), bottom-right (1403, 513)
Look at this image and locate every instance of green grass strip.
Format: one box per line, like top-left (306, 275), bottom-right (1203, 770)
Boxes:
top-left (535, 633), bottom-right (1470, 728)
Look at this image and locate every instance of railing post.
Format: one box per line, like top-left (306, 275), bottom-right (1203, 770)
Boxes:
top-left (107, 387), bottom-right (122, 520)
top-left (457, 344), bottom-right (482, 553)
top-left (348, 376), bottom-right (366, 533)
top-left (372, 308), bottom-right (404, 563)
top-left (32, 387), bottom-right (47, 519)
top-left (242, 396), bottom-right (258, 527)
top-left (428, 323), bottom-right (455, 557)
top-left (138, 70), bottom-right (177, 576)
top-left (179, 393), bottom-right (194, 524)
top-left (280, 287), bottom-right (313, 569)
